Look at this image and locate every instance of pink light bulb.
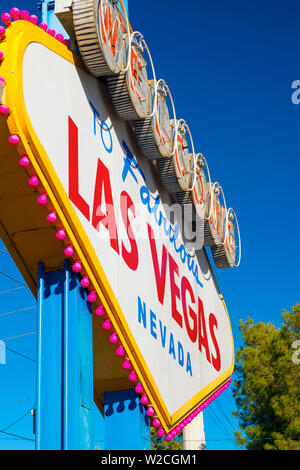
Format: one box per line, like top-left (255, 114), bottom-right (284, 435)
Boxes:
top-left (28, 15), bottom-right (38, 25)
top-left (80, 276), bottom-right (89, 288)
top-left (157, 427), bottom-right (165, 437)
top-left (171, 430), bottom-right (177, 437)
top-left (128, 370), bottom-right (137, 382)
top-left (0, 51), bottom-right (3, 62)
top-left (0, 26), bottom-right (6, 39)
top-left (56, 229), bottom-right (66, 240)
top-left (72, 261), bottom-right (82, 272)
top-left (63, 39), bottom-right (70, 47)
top-left (10, 8), bottom-right (20, 21)
top-left (1, 14), bottom-right (11, 27)
top-left (109, 332), bottom-right (118, 344)
top-left (140, 394), bottom-right (149, 405)
top-left (152, 418), bottom-right (160, 428)
top-left (116, 345), bottom-right (125, 357)
top-left (47, 28), bottom-right (56, 37)
top-left (47, 211), bottom-right (57, 223)
top-left (88, 290), bottom-right (97, 303)
top-left (0, 77), bottom-right (5, 87)
top-left (20, 10), bottom-right (29, 21)
top-left (8, 134), bottom-right (19, 146)
top-left (135, 382), bottom-right (143, 394)
top-left (175, 425), bottom-right (181, 433)
top-left (64, 245), bottom-right (74, 257)
top-left (146, 406), bottom-right (155, 417)
top-left (19, 155), bottom-right (30, 167)
top-left (166, 434), bottom-right (172, 441)
top-left (37, 194), bottom-right (48, 205)
top-left (56, 33), bottom-right (64, 42)
top-left (122, 359), bottom-right (131, 370)
top-left (0, 105), bottom-right (9, 116)
top-left (28, 175), bottom-right (39, 187)
top-left (95, 305), bottom-right (104, 316)
top-left (102, 318), bottom-right (111, 330)
top-left (39, 22), bottom-right (47, 31)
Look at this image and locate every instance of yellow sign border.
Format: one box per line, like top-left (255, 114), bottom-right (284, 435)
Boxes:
top-left (1, 21), bottom-right (234, 431)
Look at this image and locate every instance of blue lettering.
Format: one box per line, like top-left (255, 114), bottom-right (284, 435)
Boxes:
top-left (150, 310), bottom-right (157, 340)
top-left (138, 296), bottom-right (147, 329)
top-left (178, 341), bottom-right (184, 367)
top-left (169, 333), bottom-right (176, 360)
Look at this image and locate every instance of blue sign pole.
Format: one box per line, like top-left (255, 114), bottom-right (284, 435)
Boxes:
top-left (36, 261), bottom-right (94, 450)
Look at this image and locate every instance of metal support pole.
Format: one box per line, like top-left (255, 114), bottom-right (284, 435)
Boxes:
top-left (36, 261), bottom-right (94, 450)
top-left (104, 389), bottom-right (151, 450)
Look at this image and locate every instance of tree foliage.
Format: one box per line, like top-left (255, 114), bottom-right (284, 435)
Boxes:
top-left (233, 303), bottom-right (300, 450)
top-left (151, 427), bottom-right (183, 450)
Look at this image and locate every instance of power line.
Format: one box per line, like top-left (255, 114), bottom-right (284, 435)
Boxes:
top-left (0, 342), bottom-right (36, 363)
top-left (0, 430), bottom-right (34, 442)
top-left (206, 408), bottom-right (236, 448)
top-left (214, 401), bottom-right (236, 430)
top-left (0, 398), bottom-right (35, 407)
top-left (0, 249), bottom-right (10, 257)
top-left (0, 271), bottom-right (26, 286)
top-left (0, 408), bottom-right (33, 433)
top-left (0, 306), bottom-right (36, 318)
top-left (1, 332), bottom-right (36, 341)
top-left (0, 286), bottom-right (28, 295)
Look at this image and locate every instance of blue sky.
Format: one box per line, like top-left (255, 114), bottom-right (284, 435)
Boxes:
top-left (0, 0), bottom-right (299, 451)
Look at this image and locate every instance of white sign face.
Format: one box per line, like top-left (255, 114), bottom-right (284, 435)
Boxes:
top-left (22, 42), bottom-right (234, 423)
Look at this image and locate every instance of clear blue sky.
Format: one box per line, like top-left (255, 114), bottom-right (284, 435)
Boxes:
top-left (0, 0), bottom-right (299, 451)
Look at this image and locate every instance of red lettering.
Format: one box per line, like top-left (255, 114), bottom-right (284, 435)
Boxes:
top-left (92, 158), bottom-right (119, 254)
top-left (169, 253), bottom-right (182, 328)
top-left (209, 313), bottom-right (221, 372)
top-left (120, 191), bottom-right (138, 271)
top-left (147, 224), bottom-right (168, 305)
top-left (68, 116), bottom-right (90, 221)
top-left (198, 297), bottom-right (211, 363)
top-left (181, 276), bottom-right (197, 343)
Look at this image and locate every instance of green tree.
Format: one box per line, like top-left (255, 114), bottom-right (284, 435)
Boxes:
top-left (151, 427), bottom-right (183, 450)
top-left (233, 303), bottom-right (300, 450)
